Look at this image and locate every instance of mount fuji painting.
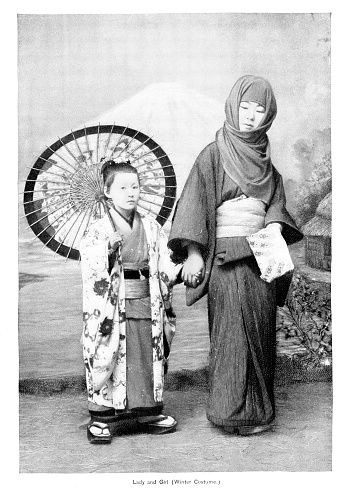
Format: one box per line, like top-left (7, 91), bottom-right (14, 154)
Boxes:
top-left (83, 82), bottom-right (225, 192)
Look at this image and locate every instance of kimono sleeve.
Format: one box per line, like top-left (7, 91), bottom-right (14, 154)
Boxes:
top-left (265, 169), bottom-right (303, 245)
top-left (264, 170), bottom-right (303, 306)
top-left (168, 154), bottom-right (209, 261)
top-left (158, 226), bottom-right (182, 304)
top-left (157, 226), bottom-right (182, 345)
top-left (79, 223), bottom-right (119, 342)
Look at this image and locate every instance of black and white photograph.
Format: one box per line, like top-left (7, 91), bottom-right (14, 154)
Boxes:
top-left (11, 3), bottom-right (346, 487)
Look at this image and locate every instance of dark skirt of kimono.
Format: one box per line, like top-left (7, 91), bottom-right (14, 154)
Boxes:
top-left (115, 214), bottom-right (162, 417)
top-left (168, 142), bottom-right (303, 429)
top-left (207, 255), bottom-right (276, 427)
top-left (124, 298), bottom-right (162, 416)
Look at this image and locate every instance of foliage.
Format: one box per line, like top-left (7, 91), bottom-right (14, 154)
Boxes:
top-left (293, 151), bottom-right (331, 226)
top-left (292, 128), bottom-right (331, 180)
top-left (278, 272), bottom-right (332, 369)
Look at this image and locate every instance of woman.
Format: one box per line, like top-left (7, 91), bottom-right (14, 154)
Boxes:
top-left (168, 75), bottom-right (303, 435)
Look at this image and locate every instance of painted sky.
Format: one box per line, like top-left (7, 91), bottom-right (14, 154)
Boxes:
top-left (17, 12), bottom-right (331, 240)
top-left (18, 13), bottom-right (330, 178)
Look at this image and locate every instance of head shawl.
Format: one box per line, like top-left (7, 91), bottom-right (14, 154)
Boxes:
top-left (216, 75), bottom-right (277, 204)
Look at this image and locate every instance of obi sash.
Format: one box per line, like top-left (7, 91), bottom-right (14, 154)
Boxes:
top-left (124, 279), bottom-right (150, 299)
top-left (216, 195), bottom-right (266, 238)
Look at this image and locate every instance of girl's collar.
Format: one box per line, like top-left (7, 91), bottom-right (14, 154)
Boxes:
top-left (111, 205), bottom-right (135, 228)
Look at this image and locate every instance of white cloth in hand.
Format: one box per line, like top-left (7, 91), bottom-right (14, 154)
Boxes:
top-left (246, 225), bottom-right (294, 283)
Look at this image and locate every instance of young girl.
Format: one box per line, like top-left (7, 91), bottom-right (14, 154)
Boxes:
top-left (169, 75), bottom-right (303, 435)
top-left (80, 160), bottom-right (180, 444)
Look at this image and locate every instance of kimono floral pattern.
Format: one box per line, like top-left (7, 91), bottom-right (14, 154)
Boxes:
top-left (80, 213), bottom-right (180, 409)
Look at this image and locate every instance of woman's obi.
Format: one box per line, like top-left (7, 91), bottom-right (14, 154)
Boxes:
top-left (214, 196), bottom-right (266, 266)
top-left (215, 195), bottom-right (266, 238)
top-left (214, 196), bottom-right (294, 286)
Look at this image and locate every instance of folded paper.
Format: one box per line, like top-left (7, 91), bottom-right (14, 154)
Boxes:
top-left (246, 227), bottom-right (294, 283)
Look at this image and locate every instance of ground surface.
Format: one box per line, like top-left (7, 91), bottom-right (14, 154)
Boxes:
top-left (20, 382), bottom-right (332, 474)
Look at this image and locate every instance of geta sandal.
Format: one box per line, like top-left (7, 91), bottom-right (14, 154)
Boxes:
top-left (136, 414), bottom-right (177, 435)
top-left (87, 421), bottom-right (112, 444)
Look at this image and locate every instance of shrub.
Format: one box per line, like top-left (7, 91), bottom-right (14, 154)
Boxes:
top-left (277, 272), bottom-right (332, 368)
top-left (293, 151), bottom-right (332, 227)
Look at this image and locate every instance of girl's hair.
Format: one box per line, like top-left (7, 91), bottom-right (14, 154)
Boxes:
top-left (101, 160), bottom-right (139, 192)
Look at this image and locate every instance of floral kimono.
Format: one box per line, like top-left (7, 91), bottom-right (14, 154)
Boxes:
top-left (80, 212), bottom-right (180, 410)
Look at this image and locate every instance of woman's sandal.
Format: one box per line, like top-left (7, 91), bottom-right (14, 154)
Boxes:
top-left (228, 424), bottom-right (272, 436)
top-left (136, 414), bottom-right (177, 435)
top-left (87, 421), bottom-right (112, 444)
top-left (223, 423), bottom-right (272, 435)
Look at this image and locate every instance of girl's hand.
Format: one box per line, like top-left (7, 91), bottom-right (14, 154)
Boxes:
top-left (108, 231), bottom-right (123, 251)
top-left (182, 244), bottom-right (205, 288)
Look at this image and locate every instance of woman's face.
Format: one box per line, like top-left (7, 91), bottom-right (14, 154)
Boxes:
top-left (238, 101), bottom-right (266, 131)
top-left (104, 172), bottom-right (140, 215)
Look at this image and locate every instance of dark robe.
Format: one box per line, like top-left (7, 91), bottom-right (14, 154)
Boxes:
top-left (118, 214), bottom-right (162, 415)
top-left (168, 141), bottom-right (303, 428)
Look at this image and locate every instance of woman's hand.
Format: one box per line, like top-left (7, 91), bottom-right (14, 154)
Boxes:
top-left (266, 222), bottom-right (283, 233)
top-left (182, 244), bottom-right (205, 288)
top-left (108, 231), bottom-right (123, 251)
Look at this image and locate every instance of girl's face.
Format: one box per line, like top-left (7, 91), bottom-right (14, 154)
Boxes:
top-left (104, 172), bottom-right (140, 215)
top-left (238, 101), bottom-right (266, 131)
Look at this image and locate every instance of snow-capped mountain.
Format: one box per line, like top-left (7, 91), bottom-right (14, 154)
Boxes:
top-left (83, 82), bottom-right (225, 193)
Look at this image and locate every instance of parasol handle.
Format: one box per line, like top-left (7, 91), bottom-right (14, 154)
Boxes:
top-left (100, 197), bottom-right (117, 232)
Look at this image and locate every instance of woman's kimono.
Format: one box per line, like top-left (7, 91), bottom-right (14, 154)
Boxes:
top-left (169, 142), bottom-right (303, 428)
top-left (80, 211), bottom-right (180, 411)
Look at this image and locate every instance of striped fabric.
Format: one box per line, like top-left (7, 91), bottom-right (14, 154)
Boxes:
top-left (206, 256), bottom-right (276, 427)
top-left (216, 196), bottom-right (266, 238)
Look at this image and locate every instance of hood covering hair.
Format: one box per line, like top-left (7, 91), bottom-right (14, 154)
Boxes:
top-left (216, 75), bottom-right (277, 205)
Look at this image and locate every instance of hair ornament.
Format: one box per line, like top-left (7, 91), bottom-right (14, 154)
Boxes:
top-left (100, 158), bottom-right (132, 176)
